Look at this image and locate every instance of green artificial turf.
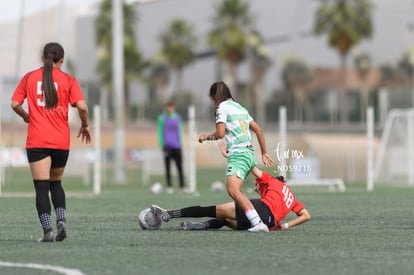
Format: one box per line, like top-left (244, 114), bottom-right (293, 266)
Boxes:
top-left (0, 167), bottom-right (413, 275)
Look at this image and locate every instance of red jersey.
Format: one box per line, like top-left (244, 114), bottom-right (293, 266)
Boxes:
top-left (257, 172), bottom-right (305, 231)
top-left (12, 67), bottom-right (84, 149)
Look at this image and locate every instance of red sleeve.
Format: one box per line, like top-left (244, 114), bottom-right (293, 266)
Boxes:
top-left (291, 200), bottom-right (305, 214)
top-left (256, 171), bottom-right (273, 185)
top-left (69, 77), bottom-right (84, 107)
top-left (12, 73), bottom-right (29, 104)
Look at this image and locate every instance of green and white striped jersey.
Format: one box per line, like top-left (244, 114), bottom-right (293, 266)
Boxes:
top-left (216, 99), bottom-right (254, 155)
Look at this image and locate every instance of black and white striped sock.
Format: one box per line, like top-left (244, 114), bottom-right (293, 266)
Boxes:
top-left (167, 210), bottom-right (181, 219)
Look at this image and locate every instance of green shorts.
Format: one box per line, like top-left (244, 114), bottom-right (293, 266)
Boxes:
top-left (226, 149), bottom-right (257, 180)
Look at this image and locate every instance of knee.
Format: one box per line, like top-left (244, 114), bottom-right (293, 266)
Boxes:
top-left (227, 185), bottom-right (241, 199)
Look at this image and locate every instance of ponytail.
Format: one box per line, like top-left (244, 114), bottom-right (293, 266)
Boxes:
top-left (42, 54), bottom-right (58, 108)
top-left (42, 42), bottom-right (64, 109)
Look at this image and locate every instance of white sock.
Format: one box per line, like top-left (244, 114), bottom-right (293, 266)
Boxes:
top-left (245, 209), bottom-right (262, 226)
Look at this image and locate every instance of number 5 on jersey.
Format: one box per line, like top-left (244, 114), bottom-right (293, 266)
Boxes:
top-left (37, 81), bottom-right (58, 107)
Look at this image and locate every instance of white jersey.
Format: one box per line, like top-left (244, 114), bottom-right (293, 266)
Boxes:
top-left (216, 99), bottom-right (254, 155)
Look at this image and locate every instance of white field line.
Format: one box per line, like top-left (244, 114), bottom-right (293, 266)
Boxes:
top-left (0, 261), bottom-right (85, 275)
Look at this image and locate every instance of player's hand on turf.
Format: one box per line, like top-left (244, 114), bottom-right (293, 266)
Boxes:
top-left (262, 153), bottom-right (274, 167)
top-left (77, 126), bottom-right (92, 144)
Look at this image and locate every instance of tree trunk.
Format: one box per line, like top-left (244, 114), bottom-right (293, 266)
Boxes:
top-left (156, 80), bottom-right (167, 103)
top-left (174, 68), bottom-right (184, 97)
top-left (293, 87), bottom-right (305, 124)
top-left (253, 76), bottom-right (265, 125)
top-left (100, 86), bottom-right (109, 122)
top-left (339, 54), bottom-right (348, 124)
top-left (360, 86), bottom-right (369, 124)
top-left (124, 80), bottom-right (130, 124)
top-left (224, 62), bottom-right (236, 98)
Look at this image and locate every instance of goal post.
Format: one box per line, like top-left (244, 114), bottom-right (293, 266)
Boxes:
top-left (366, 107), bottom-right (374, 191)
top-left (373, 108), bottom-right (414, 188)
top-left (0, 103), bottom-right (2, 195)
top-left (93, 105), bottom-right (102, 195)
top-left (277, 106), bottom-right (346, 192)
top-left (187, 105), bottom-right (197, 193)
top-left (278, 106), bottom-right (287, 178)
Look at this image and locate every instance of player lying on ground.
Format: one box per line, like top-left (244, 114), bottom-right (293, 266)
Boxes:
top-left (151, 167), bottom-right (311, 231)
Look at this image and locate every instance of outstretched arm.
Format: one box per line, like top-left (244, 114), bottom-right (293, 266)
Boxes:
top-left (279, 208), bottom-right (311, 230)
top-left (198, 122), bottom-right (225, 143)
top-left (251, 167), bottom-right (263, 179)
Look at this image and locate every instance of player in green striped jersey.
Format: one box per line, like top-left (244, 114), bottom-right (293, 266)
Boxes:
top-left (198, 81), bottom-right (274, 232)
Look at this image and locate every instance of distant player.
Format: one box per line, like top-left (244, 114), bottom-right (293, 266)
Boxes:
top-left (157, 101), bottom-right (185, 193)
top-left (198, 81), bottom-right (274, 232)
top-left (151, 167), bottom-right (311, 231)
top-left (11, 42), bottom-right (92, 242)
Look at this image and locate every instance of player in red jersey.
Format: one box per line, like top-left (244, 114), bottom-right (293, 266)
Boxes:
top-left (150, 166), bottom-right (311, 231)
top-left (11, 42), bottom-right (92, 242)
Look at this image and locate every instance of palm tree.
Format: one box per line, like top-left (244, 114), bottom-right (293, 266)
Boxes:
top-left (353, 51), bottom-right (371, 122)
top-left (397, 48), bottom-right (414, 80)
top-left (313, 0), bottom-right (373, 123)
top-left (379, 64), bottom-right (396, 87)
top-left (159, 18), bottom-right (196, 97)
top-left (208, 0), bottom-right (254, 96)
top-left (248, 32), bottom-right (272, 125)
top-left (149, 52), bottom-right (170, 103)
top-left (95, 0), bottom-right (145, 121)
top-left (281, 55), bottom-right (312, 123)
top-left (397, 47), bottom-right (414, 107)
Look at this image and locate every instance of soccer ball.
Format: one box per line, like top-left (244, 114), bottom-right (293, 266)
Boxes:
top-left (150, 182), bottom-right (163, 194)
top-left (138, 208), bottom-right (162, 230)
top-left (210, 181), bottom-right (225, 192)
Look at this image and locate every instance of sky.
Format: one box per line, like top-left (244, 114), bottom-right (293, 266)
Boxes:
top-left (0, 0), bottom-right (99, 24)
top-left (0, 0), bottom-right (413, 110)
top-left (0, 0), bottom-right (148, 24)
top-left (0, 0), bottom-right (413, 68)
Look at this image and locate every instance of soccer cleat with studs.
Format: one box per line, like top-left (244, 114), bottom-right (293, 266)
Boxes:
top-left (150, 205), bottom-right (171, 222)
top-left (37, 230), bottom-right (54, 242)
top-left (55, 220), bottom-right (67, 242)
top-left (247, 221), bottom-right (269, 233)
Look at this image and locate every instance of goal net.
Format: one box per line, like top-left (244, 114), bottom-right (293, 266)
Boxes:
top-left (374, 109), bottom-right (414, 186)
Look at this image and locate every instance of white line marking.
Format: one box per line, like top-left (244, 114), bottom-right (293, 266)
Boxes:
top-left (0, 261), bottom-right (85, 275)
